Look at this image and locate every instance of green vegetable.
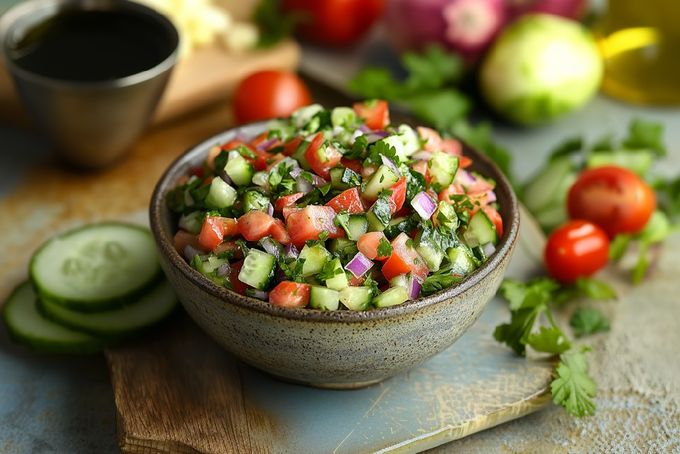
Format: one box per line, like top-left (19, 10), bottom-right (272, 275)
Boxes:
top-left (570, 308), bottom-right (610, 338)
top-left (551, 348), bottom-right (597, 417)
top-left (480, 15), bottom-right (602, 125)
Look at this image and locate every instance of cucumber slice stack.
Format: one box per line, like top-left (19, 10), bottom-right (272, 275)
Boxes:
top-left (2, 222), bottom-right (178, 354)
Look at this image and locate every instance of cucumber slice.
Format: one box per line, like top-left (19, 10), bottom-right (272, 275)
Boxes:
top-left (346, 215), bottom-right (368, 241)
top-left (367, 198), bottom-right (392, 232)
top-left (415, 242), bottom-right (443, 272)
top-left (292, 139), bottom-right (312, 171)
top-left (178, 211), bottom-right (204, 234)
top-left (30, 223), bottom-right (161, 311)
top-left (586, 150), bottom-right (653, 176)
top-left (389, 274), bottom-right (410, 289)
top-left (38, 281), bottom-right (177, 338)
top-left (2, 282), bottom-right (105, 354)
top-left (205, 177), bottom-right (237, 209)
top-left (300, 244), bottom-right (332, 277)
top-left (363, 165), bottom-right (400, 200)
top-left (339, 286), bottom-right (372, 311)
top-left (447, 246), bottom-right (479, 276)
top-left (428, 151), bottom-right (459, 188)
top-left (323, 258), bottom-right (349, 291)
top-left (243, 190), bottom-right (270, 212)
top-left (373, 286), bottom-right (409, 308)
top-left (464, 210), bottom-right (498, 247)
top-left (331, 106), bottom-right (358, 128)
top-left (309, 286), bottom-right (340, 311)
top-left (330, 167), bottom-right (361, 190)
top-left (328, 238), bottom-right (358, 259)
top-left (522, 157), bottom-right (576, 213)
top-left (225, 152), bottom-right (254, 186)
top-left (238, 249), bottom-right (276, 290)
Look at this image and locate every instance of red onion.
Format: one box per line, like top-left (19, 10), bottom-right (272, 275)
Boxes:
top-left (252, 171), bottom-right (269, 188)
top-left (267, 203), bottom-right (274, 217)
top-left (183, 245), bottom-right (202, 262)
top-left (260, 237), bottom-right (281, 258)
top-left (216, 262), bottom-right (231, 277)
top-left (486, 190), bottom-right (497, 203)
top-left (482, 242), bottom-right (496, 257)
top-left (411, 192), bottom-right (437, 220)
top-left (295, 177), bottom-right (314, 194)
top-left (285, 244), bottom-right (299, 259)
top-left (247, 289), bottom-right (269, 301)
top-left (359, 125), bottom-right (372, 134)
top-left (455, 169), bottom-right (477, 186)
top-left (309, 173), bottom-right (328, 187)
top-left (408, 276), bottom-right (422, 300)
top-left (412, 150), bottom-right (432, 161)
top-left (256, 138), bottom-right (278, 151)
top-left (381, 155), bottom-right (401, 176)
top-left (346, 252), bottom-right (373, 278)
top-left (289, 167), bottom-right (303, 178)
top-left (366, 131), bottom-right (390, 144)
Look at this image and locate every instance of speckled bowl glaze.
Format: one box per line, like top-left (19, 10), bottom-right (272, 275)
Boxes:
top-left (150, 122), bottom-right (519, 389)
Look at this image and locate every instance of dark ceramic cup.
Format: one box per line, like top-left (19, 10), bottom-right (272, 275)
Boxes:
top-left (0, 0), bottom-right (179, 168)
top-left (150, 122), bottom-right (520, 389)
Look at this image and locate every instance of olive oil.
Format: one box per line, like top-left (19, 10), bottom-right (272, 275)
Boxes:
top-left (595, 0), bottom-right (680, 105)
top-left (8, 9), bottom-right (176, 82)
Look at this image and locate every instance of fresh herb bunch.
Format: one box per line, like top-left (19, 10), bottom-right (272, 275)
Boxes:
top-left (494, 276), bottom-right (616, 417)
top-left (348, 45), bottom-right (515, 185)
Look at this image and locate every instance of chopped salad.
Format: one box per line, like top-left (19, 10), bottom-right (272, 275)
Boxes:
top-left (167, 101), bottom-right (503, 310)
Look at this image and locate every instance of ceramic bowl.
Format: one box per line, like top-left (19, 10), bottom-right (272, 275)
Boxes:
top-left (149, 122), bottom-right (519, 389)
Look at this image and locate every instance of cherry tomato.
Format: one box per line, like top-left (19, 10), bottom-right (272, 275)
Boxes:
top-left (544, 220), bottom-right (610, 283)
top-left (233, 71), bottom-right (311, 124)
top-left (326, 188), bottom-right (365, 213)
top-left (269, 281), bottom-right (311, 308)
top-left (567, 166), bottom-right (656, 237)
top-left (282, 0), bottom-right (385, 47)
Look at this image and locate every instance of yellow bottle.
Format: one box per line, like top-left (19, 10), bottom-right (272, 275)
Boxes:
top-left (595, 0), bottom-right (680, 105)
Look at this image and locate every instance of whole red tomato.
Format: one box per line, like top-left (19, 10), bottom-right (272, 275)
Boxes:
top-left (282, 0), bottom-right (385, 47)
top-left (233, 70), bottom-right (311, 124)
top-left (544, 220), bottom-right (610, 283)
top-left (567, 166), bottom-right (656, 238)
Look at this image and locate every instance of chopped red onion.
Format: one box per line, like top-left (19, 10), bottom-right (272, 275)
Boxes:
top-left (234, 132), bottom-right (249, 142)
top-left (411, 192), bottom-right (437, 220)
top-left (346, 252), bottom-right (373, 278)
top-left (252, 171), bottom-right (269, 188)
top-left (381, 155), bottom-right (401, 176)
top-left (483, 242), bottom-right (496, 258)
top-left (408, 276), bottom-right (422, 300)
top-left (486, 190), bottom-right (497, 203)
top-left (412, 150), bottom-right (432, 161)
top-left (310, 173), bottom-right (328, 187)
top-left (247, 289), bottom-right (269, 301)
top-left (456, 169), bottom-right (477, 186)
top-left (366, 131), bottom-right (390, 143)
top-left (359, 124), bottom-right (372, 134)
top-left (285, 244), bottom-right (299, 259)
top-left (260, 237), bottom-right (281, 258)
top-left (289, 167), bottom-right (303, 178)
top-left (183, 245), bottom-right (202, 261)
top-left (216, 262), bottom-right (231, 277)
top-left (295, 177), bottom-right (314, 194)
top-left (267, 203), bottom-right (274, 217)
top-left (256, 138), bottom-right (278, 151)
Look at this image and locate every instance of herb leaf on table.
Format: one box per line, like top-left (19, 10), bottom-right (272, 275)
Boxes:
top-left (551, 348), bottom-right (597, 417)
top-left (570, 308), bottom-right (610, 338)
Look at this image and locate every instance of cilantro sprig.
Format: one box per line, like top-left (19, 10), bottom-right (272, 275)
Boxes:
top-left (494, 276), bottom-right (616, 417)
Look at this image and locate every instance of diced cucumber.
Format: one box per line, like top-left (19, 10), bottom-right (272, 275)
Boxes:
top-left (328, 238), bottom-right (358, 258)
top-left (463, 210), bottom-right (498, 247)
top-left (433, 201), bottom-right (458, 232)
top-left (30, 223), bottom-right (161, 311)
top-left (415, 242), bottom-right (443, 272)
top-left (178, 211), bottom-right (204, 234)
top-left (323, 258), bottom-right (349, 291)
top-left (2, 282), bottom-right (105, 354)
top-left (363, 165), bottom-right (400, 200)
top-left (383, 216), bottom-right (416, 240)
top-left (339, 286), bottom-right (372, 311)
top-left (309, 286), bottom-right (340, 311)
top-left (346, 215), bottom-right (368, 241)
top-left (522, 157), bottom-right (576, 213)
top-left (381, 125), bottom-right (419, 160)
top-left (38, 281), bottom-right (177, 338)
top-left (238, 249), bottom-right (276, 290)
top-left (205, 177), bottom-right (237, 209)
top-left (225, 152), bottom-right (254, 186)
top-left (533, 204), bottom-right (568, 232)
top-left (373, 286), bottom-right (409, 308)
top-left (331, 107), bottom-right (358, 128)
top-left (192, 254), bottom-right (228, 275)
top-left (258, 237), bottom-right (283, 260)
top-left (428, 150), bottom-right (459, 188)
top-left (366, 198), bottom-right (392, 232)
top-left (292, 139), bottom-right (312, 170)
top-left (292, 104), bottom-right (323, 127)
top-left (447, 245), bottom-right (479, 276)
top-left (330, 167), bottom-right (361, 190)
top-left (586, 149), bottom-right (653, 176)
top-left (389, 274), bottom-right (410, 289)
top-left (243, 190), bottom-right (270, 212)
top-left (299, 244), bottom-right (332, 277)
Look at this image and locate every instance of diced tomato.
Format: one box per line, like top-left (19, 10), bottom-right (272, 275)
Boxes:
top-left (269, 281), bottom-right (311, 308)
top-left (483, 206), bottom-right (504, 239)
top-left (198, 217), bottom-right (239, 251)
top-left (412, 161), bottom-right (428, 180)
top-left (283, 136), bottom-right (303, 156)
top-left (382, 233), bottom-right (428, 281)
top-left (173, 230), bottom-right (203, 254)
top-left (206, 146), bottom-right (223, 169)
top-left (286, 205), bottom-right (344, 247)
top-left (441, 138), bottom-right (462, 156)
top-left (250, 132), bottom-right (270, 147)
top-left (250, 149), bottom-right (270, 171)
top-left (264, 153), bottom-right (286, 171)
top-left (357, 232), bottom-right (390, 260)
top-left (275, 192), bottom-right (304, 212)
top-left (341, 158), bottom-right (363, 174)
top-left (326, 188), bottom-right (365, 214)
top-left (305, 133), bottom-right (342, 179)
top-left (387, 177), bottom-right (407, 214)
top-left (214, 241), bottom-right (243, 259)
top-left (438, 184), bottom-right (465, 203)
top-left (459, 156), bottom-right (473, 168)
top-left (417, 127), bottom-right (443, 152)
top-left (269, 219), bottom-right (291, 244)
top-left (353, 100), bottom-right (390, 130)
top-left (229, 260), bottom-right (248, 294)
top-left (282, 206), bottom-right (301, 220)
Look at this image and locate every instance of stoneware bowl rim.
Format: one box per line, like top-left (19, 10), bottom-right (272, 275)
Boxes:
top-left (149, 121), bottom-right (519, 323)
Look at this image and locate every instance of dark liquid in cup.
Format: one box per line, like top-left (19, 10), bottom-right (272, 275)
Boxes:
top-left (8, 9), bottom-right (177, 82)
